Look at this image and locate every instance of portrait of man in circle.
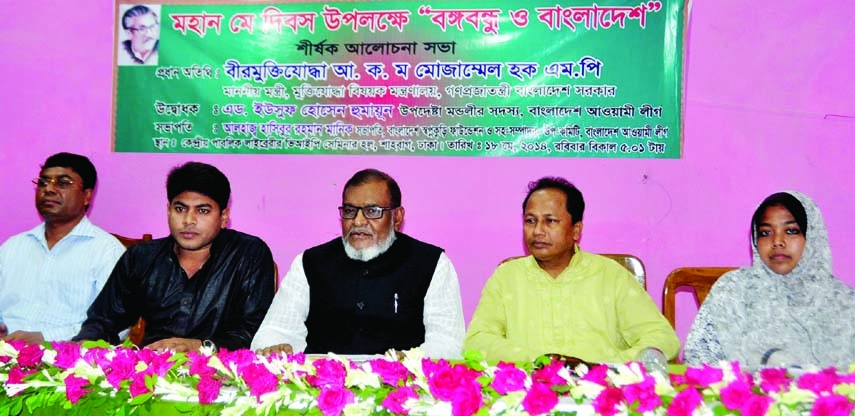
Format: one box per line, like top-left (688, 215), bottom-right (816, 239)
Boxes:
top-left (117, 4), bottom-right (161, 66)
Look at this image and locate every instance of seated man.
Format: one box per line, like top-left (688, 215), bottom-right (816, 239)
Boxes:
top-left (74, 162), bottom-right (275, 352)
top-left (0, 153), bottom-right (125, 343)
top-left (252, 168), bottom-right (464, 358)
top-left (464, 177), bottom-right (679, 363)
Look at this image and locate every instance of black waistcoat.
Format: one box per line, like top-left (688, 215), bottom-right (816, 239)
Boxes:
top-left (302, 233), bottom-right (442, 354)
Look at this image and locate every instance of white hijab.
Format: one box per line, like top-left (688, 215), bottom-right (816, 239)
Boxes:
top-left (685, 191), bottom-right (855, 369)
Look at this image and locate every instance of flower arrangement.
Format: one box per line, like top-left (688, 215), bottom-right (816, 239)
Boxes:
top-left (2, 339), bottom-right (855, 416)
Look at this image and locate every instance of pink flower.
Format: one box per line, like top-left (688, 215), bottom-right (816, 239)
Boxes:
top-left (720, 380), bottom-right (753, 410)
top-left (683, 364), bottom-right (723, 388)
top-left (424, 360), bottom-right (481, 402)
top-left (382, 386), bottom-right (419, 415)
top-left (197, 375), bottom-right (222, 405)
top-left (797, 368), bottom-right (839, 395)
top-left (137, 348), bottom-right (174, 376)
top-left (309, 358), bottom-right (347, 388)
top-left (531, 361), bottom-right (568, 387)
top-left (16, 343), bottom-right (44, 367)
top-left (666, 387), bottom-right (702, 416)
top-left (216, 349), bottom-right (257, 373)
top-left (581, 364), bottom-right (610, 386)
top-left (188, 352), bottom-right (216, 377)
top-left (317, 385), bottom-right (355, 416)
top-left (741, 395), bottom-right (772, 416)
top-left (64, 375), bottom-right (91, 404)
top-left (83, 347), bottom-right (110, 366)
top-left (592, 386), bottom-right (625, 416)
top-left (623, 376), bottom-right (661, 412)
top-left (240, 362), bottom-right (280, 400)
top-left (811, 394), bottom-right (855, 416)
top-left (758, 368), bottom-right (791, 393)
top-left (369, 358), bottom-right (410, 386)
top-left (51, 342), bottom-right (82, 370)
top-left (450, 381), bottom-right (483, 416)
top-left (7, 366), bottom-right (36, 385)
top-left (130, 371), bottom-right (152, 397)
top-left (103, 348), bottom-right (137, 389)
top-left (522, 381), bottom-right (559, 415)
top-left (491, 362), bottom-right (527, 395)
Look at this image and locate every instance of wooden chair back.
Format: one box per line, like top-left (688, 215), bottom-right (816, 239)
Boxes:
top-left (662, 267), bottom-right (736, 328)
top-left (501, 253), bottom-right (646, 289)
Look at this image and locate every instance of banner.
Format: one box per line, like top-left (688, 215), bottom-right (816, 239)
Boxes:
top-left (113, 1), bottom-right (687, 158)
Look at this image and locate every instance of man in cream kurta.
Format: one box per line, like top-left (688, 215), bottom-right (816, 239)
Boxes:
top-left (464, 177), bottom-right (678, 363)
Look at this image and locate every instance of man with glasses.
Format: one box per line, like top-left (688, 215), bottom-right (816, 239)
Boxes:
top-left (118, 4), bottom-right (160, 65)
top-left (252, 168), bottom-right (464, 358)
top-left (0, 153), bottom-right (125, 344)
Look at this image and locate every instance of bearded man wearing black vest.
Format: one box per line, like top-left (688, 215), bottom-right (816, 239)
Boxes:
top-left (252, 169), bottom-right (464, 358)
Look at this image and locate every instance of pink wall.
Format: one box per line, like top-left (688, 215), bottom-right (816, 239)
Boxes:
top-left (2, 1), bottom-right (854, 345)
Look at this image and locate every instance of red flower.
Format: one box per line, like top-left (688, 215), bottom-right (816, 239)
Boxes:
top-left (581, 364), bottom-right (610, 386)
top-left (130, 371), bottom-right (152, 397)
top-left (450, 381), bottom-right (484, 416)
top-left (369, 358), bottom-right (410, 386)
top-left (317, 385), bottom-right (355, 416)
top-left (741, 394), bottom-right (772, 416)
top-left (7, 366), bottom-right (36, 385)
top-left (623, 376), bottom-right (661, 412)
top-left (16, 343), bottom-right (44, 368)
top-left (720, 380), bottom-right (753, 410)
top-left (240, 362), bottom-right (279, 400)
top-left (64, 375), bottom-right (91, 404)
top-left (309, 358), bottom-right (347, 388)
top-left (522, 381), bottom-right (559, 415)
top-left (811, 394), bottom-right (855, 416)
top-left (797, 368), bottom-right (839, 395)
top-left (758, 368), bottom-right (791, 393)
top-left (531, 361), bottom-right (568, 387)
top-left (592, 386), bottom-right (624, 416)
top-left (382, 386), bottom-right (418, 415)
top-left (51, 342), bottom-right (82, 370)
top-left (491, 361), bottom-right (527, 395)
top-left (197, 375), bottom-right (222, 405)
top-left (666, 387), bottom-right (702, 416)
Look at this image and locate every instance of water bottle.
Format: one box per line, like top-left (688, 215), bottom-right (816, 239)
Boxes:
top-left (635, 347), bottom-right (668, 375)
top-left (0, 313), bottom-right (7, 338)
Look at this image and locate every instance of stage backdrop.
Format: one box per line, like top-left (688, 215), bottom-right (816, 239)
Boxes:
top-left (113, 0), bottom-right (687, 158)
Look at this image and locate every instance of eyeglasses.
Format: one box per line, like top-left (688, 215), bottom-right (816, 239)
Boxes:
top-left (32, 177), bottom-right (77, 190)
top-left (338, 205), bottom-right (395, 220)
top-left (128, 23), bottom-right (159, 34)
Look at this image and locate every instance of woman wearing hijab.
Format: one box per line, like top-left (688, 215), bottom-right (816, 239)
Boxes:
top-left (684, 191), bottom-right (855, 369)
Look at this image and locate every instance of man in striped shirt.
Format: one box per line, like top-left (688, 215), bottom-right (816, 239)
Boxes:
top-left (0, 153), bottom-right (125, 343)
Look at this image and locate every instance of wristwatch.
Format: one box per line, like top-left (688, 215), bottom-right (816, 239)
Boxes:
top-left (202, 339), bottom-right (217, 352)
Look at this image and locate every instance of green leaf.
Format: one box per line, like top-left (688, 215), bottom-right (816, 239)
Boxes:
top-left (10, 398), bottom-right (22, 415)
top-left (80, 339), bottom-right (112, 349)
top-left (129, 393), bottom-right (153, 406)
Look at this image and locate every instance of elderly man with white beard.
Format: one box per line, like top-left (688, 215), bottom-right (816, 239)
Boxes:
top-left (252, 169), bottom-right (464, 358)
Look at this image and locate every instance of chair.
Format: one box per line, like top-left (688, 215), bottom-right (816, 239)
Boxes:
top-left (500, 253), bottom-right (646, 289)
top-left (661, 267), bottom-right (736, 329)
top-left (600, 253), bottom-right (646, 290)
top-left (111, 233), bottom-right (153, 347)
